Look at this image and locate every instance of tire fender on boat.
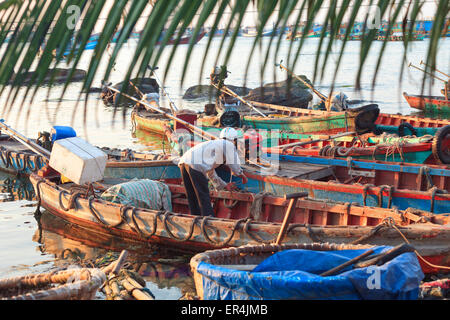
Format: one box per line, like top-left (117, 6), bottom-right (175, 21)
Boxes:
top-left (398, 122), bottom-right (417, 137)
top-left (432, 125), bottom-right (450, 164)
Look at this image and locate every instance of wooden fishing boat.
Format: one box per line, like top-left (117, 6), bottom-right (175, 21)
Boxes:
top-left (375, 112), bottom-right (449, 137)
top-left (165, 129), bottom-right (450, 213)
top-left (0, 135), bottom-right (178, 180)
top-left (132, 103), bottom-right (380, 137)
top-left (249, 100), bottom-right (449, 137)
top-left (190, 243), bottom-right (424, 300)
top-left (403, 92), bottom-right (450, 113)
top-left (30, 173), bottom-right (450, 274)
top-left (239, 104), bottom-right (379, 135)
top-left (131, 108), bottom-right (172, 136)
top-left (251, 154), bottom-right (450, 214)
top-left (264, 133), bottom-right (443, 165)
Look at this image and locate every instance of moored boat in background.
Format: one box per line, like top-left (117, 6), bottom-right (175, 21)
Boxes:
top-left (403, 92), bottom-right (450, 113)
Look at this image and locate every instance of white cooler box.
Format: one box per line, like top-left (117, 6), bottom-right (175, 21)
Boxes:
top-left (49, 137), bottom-right (108, 185)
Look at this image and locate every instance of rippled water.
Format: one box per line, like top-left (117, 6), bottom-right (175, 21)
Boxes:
top-left (0, 36), bottom-right (448, 299)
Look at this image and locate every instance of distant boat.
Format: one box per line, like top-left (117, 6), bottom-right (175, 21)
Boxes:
top-left (376, 31), bottom-right (425, 41)
top-left (403, 92), bottom-right (450, 113)
top-left (241, 28), bottom-right (278, 37)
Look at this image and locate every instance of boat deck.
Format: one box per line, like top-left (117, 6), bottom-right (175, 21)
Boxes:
top-left (243, 161), bottom-right (334, 180)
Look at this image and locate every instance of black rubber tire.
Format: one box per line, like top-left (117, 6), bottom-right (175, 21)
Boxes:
top-left (432, 125), bottom-right (450, 164)
top-left (349, 104), bottom-right (380, 134)
top-left (219, 110), bottom-right (241, 128)
top-left (398, 122), bottom-right (417, 137)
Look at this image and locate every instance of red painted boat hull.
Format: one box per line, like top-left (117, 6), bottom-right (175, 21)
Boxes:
top-left (403, 92), bottom-right (450, 113)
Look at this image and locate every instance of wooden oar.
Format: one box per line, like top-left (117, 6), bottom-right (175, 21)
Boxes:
top-left (104, 84), bottom-right (215, 141)
top-left (276, 60), bottom-right (329, 102)
top-left (273, 131), bottom-right (356, 150)
top-left (420, 60), bottom-right (450, 79)
top-left (211, 82), bottom-right (268, 117)
top-left (275, 192), bottom-right (308, 245)
top-left (408, 62), bottom-right (447, 83)
top-left (0, 120), bottom-right (51, 159)
top-left (148, 66), bottom-right (178, 114)
top-left (104, 84), bottom-right (271, 169)
top-left (320, 249), bottom-right (375, 277)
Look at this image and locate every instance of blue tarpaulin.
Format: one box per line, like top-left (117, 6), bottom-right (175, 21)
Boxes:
top-left (196, 246), bottom-right (424, 300)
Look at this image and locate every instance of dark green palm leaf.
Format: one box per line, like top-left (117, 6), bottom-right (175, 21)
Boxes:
top-left (0, 0), bottom-right (448, 125)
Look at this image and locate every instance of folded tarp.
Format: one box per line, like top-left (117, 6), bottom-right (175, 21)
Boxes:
top-left (101, 179), bottom-right (172, 211)
top-left (196, 246), bottom-right (424, 300)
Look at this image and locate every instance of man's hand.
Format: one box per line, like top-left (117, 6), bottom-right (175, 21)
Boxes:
top-left (239, 174), bottom-right (248, 185)
top-left (225, 182), bottom-right (238, 191)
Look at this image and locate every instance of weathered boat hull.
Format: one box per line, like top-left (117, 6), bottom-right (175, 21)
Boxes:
top-left (256, 155), bottom-right (450, 214)
top-left (30, 174), bottom-right (450, 275)
top-left (403, 92), bottom-right (450, 113)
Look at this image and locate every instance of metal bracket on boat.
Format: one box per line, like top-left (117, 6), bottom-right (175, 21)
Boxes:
top-left (348, 169), bottom-right (375, 178)
top-left (346, 156), bottom-right (375, 178)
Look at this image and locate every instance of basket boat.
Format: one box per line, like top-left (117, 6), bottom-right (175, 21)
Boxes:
top-left (0, 268), bottom-right (105, 300)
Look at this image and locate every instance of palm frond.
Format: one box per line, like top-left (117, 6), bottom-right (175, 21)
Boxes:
top-left (0, 0), bottom-right (448, 124)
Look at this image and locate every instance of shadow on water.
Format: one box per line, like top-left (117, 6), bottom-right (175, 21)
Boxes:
top-left (0, 172), bottom-right (196, 299)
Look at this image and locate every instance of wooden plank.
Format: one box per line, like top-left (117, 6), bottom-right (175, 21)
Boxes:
top-left (243, 162), bottom-right (334, 180)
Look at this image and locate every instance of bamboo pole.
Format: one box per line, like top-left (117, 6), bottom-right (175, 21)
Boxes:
top-left (408, 62), bottom-right (447, 83)
top-left (148, 66), bottom-right (178, 113)
top-left (211, 82), bottom-right (268, 117)
top-left (276, 60), bottom-right (329, 102)
top-left (420, 60), bottom-right (450, 79)
top-left (273, 131), bottom-right (356, 150)
top-left (0, 120), bottom-right (51, 159)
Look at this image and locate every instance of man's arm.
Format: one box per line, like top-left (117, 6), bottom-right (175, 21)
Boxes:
top-left (206, 169), bottom-right (228, 190)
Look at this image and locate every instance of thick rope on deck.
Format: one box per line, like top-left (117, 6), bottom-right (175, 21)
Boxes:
top-left (163, 211), bottom-right (200, 242)
top-left (201, 217), bottom-right (248, 247)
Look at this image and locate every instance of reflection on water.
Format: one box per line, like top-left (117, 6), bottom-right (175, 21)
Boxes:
top-left (132, 128), bottom-right (173, 154)
top-left (34, 211), bottom-right (196, 300)
top-left (0, 173), bottom-right (35, 202)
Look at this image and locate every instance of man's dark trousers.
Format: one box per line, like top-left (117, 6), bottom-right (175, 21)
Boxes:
top-left (180, 164), bottom-right (214, 217)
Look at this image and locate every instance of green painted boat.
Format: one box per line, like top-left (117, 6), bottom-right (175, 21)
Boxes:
top-left (132, 103), bottom-right (380, 137)
top-left (240, 104), bottom-right (379, 135)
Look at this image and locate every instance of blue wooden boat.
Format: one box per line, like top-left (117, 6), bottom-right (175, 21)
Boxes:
top-left (4, 130), bottom-right (448, 214)
top-left (190, 243), bottom-right (424, 300)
